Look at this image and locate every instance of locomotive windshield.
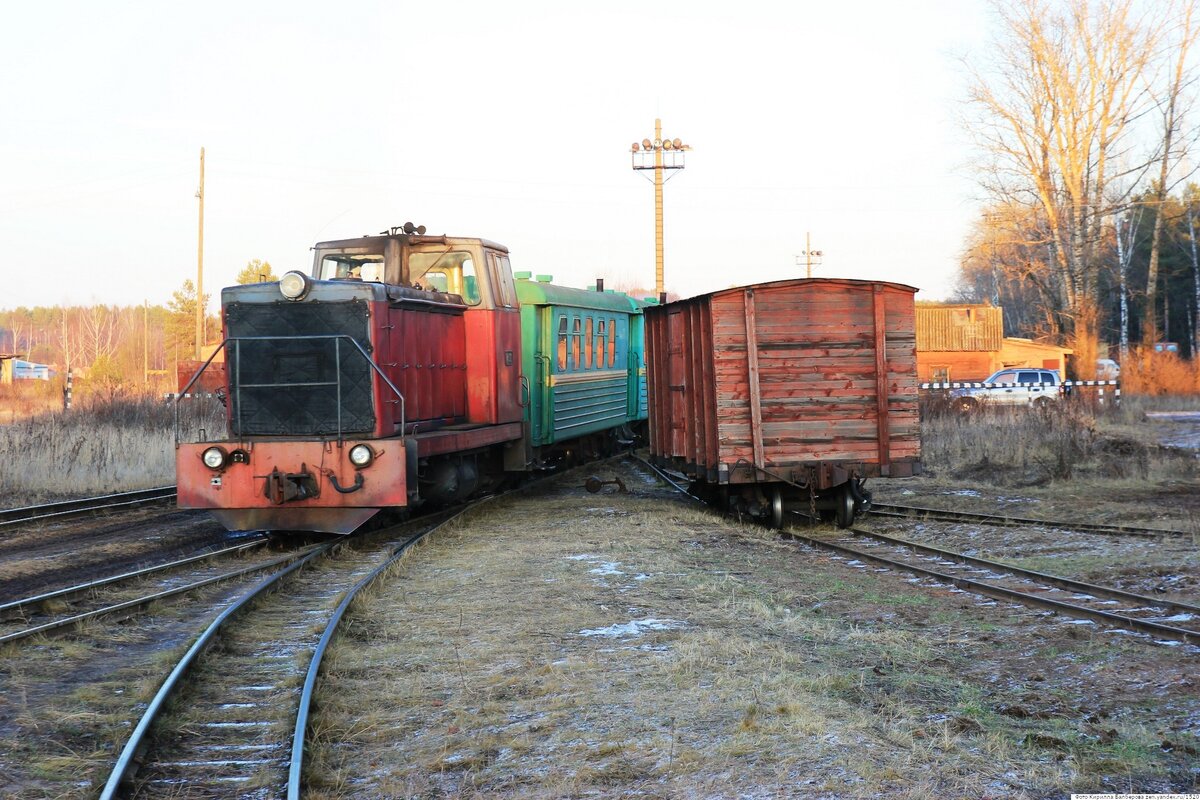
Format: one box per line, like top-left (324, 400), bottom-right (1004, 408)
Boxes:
top-left (318, 255), bottom-right (384, 282)
top-left (408, 250), bottom-right (480, 304)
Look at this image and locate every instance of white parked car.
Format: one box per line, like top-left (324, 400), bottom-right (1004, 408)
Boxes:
top-left (1095, 359), bottom-right (1120, 381)
top-left (949, 367), bottom-right (1063, 411)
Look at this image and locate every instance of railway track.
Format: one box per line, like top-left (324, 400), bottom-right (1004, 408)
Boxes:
top-left (99, 505), bottom-right (467, 799)
top-left (869, 502), bottom-right (1192, 538)
top-left (799, 528), bottom-right (1200, 646)
top-left (636, 457), bottom-right (1200, 647)
top-left (0, 486), bottom-right (177, 528)
top-left (0, 535), bottom-right (309, 646)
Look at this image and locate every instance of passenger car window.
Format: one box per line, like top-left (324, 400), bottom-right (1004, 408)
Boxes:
top-left (557, 316), bottom-right (568, 371)
top-left (571, 318), bottom-right (582, 369)
top-left (585, 318), bottom-right (593, 368)
top-left (1017, 372), bottom-right (1038, 384)
top-left (609, 318), bottom-right (618, 367)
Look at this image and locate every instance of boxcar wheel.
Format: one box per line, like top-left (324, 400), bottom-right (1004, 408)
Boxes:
top-left (770, 487), bottom-right (785, 530)
top-left (835, 485), bottom-right (855, 529)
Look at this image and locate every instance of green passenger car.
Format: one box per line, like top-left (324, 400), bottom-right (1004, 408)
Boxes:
top-left (513, 273), bottom-right (649, 457)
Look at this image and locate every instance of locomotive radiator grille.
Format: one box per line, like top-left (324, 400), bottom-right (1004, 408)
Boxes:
top-left (225, 300), bottom-right (375, 436)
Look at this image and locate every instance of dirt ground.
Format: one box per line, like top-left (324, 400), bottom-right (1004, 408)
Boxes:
top-left (301, 459), bottom-right (1200, 799)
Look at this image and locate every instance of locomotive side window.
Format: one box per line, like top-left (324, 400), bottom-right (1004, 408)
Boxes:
top-left (585, 318), bottom-right (594, 368)
top-left (557, 316), bottom-right (568, 371)
top-left (488, 253), bottom-right (516, 308)
top-left (409, 251), bottom-right (481, 304)
top-left (571, 318), bottom-right (582, 369)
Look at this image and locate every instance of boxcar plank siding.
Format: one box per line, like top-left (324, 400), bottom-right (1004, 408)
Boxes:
top-left (646, 278), bottom-right (921, 488)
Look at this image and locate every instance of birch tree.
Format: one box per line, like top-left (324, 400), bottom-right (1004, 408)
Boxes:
top-left (1143, 0), bottom-right (1199, 346)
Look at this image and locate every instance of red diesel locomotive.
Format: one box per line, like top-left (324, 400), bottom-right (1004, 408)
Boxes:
top-left (177, 225), bottom-right (649, 534)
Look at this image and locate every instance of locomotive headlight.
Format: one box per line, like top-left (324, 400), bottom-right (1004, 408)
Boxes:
top-left (348, 444), bottom-right (374, 468)
top-left (201, 446), bottom-right (228, 470)
top-left (279, 270), bottom-right (311, 300)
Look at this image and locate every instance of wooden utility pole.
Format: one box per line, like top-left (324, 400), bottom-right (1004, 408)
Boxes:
top-left (195, 147), bottom-right (205, 361)
top-left (143, 300), bottom-right (148, 386)
top-left (630, 120), bottom-right (690, 300)
top-left (653, 119), bottom-right (664, 297)
top-left (795, 232), bottom-right (823, 278)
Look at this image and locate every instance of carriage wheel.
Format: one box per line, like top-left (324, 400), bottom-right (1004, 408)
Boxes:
top-left (770, 486), bottom-right (785, 530)
top-left (835, 485), bottom-right (856, 529)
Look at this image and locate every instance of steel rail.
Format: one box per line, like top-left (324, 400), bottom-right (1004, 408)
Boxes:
top-left (1, 545), bottom-right (320, 646)
top-left (846, 527), bottom-right (1200, 618)
top-left (99, 542), bottom-right (335, 800)
top-left (0, 487), bottom-right (178, 528)
top-left (787, 531), bottom-right (1200, 646)
top-left (869, 502), bottom-right (1190, 538)
top-left (0, 536), bottom-right (268, 615)
top-left (632, 456), bottom-right (1200, 647)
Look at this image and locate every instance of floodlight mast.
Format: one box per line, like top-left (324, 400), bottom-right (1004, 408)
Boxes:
top-left (630, 119), bottom-right (690, 301)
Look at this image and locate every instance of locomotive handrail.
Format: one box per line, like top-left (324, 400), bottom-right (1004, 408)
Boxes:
top-left (174, 335), bottom-right (406, 447)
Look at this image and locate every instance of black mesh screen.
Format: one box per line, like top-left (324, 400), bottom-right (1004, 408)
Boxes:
top-left (225, 299), bottom-right (375, 436)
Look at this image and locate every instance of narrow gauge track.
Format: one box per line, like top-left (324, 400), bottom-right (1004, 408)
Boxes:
top-left (100, 505), bottom-right (467, 800)
top-left (0, 536), bottom-right (310, 646)
top-left (635, 457), bottom-right (1200, 648)
top-left (0, 486), bottom-right (177, 528)
top-left (869, 502), bottom-right (1191, 538)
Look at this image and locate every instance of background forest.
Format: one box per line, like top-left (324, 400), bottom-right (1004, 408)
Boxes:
top-left (0, 260), bottom-right (276, 397)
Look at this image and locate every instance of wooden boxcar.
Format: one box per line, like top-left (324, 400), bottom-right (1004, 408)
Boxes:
top-left (645, 278), bottom-right (921, 528)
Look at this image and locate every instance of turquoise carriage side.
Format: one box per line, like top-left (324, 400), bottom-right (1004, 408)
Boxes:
top-left (513, 274), bottom-right (649, 447)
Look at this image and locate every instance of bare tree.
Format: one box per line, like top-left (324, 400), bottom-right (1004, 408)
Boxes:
top-left (965, 0), bottom-right (1156, 374)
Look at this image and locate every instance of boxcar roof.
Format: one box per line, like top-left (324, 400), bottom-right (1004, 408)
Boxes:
top-left (651, 277), bottom-right (919, 310)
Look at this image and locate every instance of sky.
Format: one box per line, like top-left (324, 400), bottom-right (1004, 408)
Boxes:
top-left (0, 0), bottom-right (990, 312)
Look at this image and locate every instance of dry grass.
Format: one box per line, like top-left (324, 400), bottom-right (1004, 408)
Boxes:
top-left (1120, 352), bottom-right (1200, 395)
top-left (920, 400), bottom-right (1199, 489)
top-left (299, 470), bottom-right (1199, 798)
top-left (0, 394), bottom-right (223, 506)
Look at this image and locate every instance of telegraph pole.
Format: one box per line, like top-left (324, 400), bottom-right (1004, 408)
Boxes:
top-left (143, 300), bottom-right (148, 386)
top-left (195, 147), bottom-right (205, 361)
top-left (795, 232), bottom-right (823, 278)
top-left (630, 119), bottom-right (690, 301)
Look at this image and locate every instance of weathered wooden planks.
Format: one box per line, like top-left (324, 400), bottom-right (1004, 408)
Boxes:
top-left (646, 278), bottom-right (921, 487)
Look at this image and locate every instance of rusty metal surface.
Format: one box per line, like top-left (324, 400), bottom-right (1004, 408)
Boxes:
top-left (177, 439), bottom-right (408, 533)
top-left (647, 278), bottom-right (921, 488)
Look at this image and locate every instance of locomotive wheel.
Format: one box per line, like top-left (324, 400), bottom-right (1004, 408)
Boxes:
top-left (834, 485), bottom-right (856, 529)
top-left (769, 486), bottom-right (785, 530)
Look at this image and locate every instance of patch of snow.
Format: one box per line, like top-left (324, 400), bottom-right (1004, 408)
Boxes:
top-left (579, 618), bottom-right (686, 638)
top-left (588, 562), bottom-right (625, 576)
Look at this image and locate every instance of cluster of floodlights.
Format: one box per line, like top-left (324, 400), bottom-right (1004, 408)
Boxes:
top-left (631, 137), bottom-right (690, 152)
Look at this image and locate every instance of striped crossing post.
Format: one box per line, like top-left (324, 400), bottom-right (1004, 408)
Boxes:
top-left (63, 367), bottom-right (73, 410)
